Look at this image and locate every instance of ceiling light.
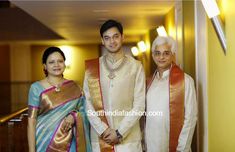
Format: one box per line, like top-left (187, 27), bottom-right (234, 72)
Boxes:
top-left (59, 45), bottom-right (73, 67)
top-left (201, 0), bottom-right (220, 18)
top-left (137, 41), bottom-right (147, 53)
top-left (131, 47), bottom-right (139, 56)
top-left (156, 26), bottom-right (167, 37)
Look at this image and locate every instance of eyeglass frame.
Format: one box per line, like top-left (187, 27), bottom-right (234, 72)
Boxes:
top-left (152, 50), bottom-right (172, 58)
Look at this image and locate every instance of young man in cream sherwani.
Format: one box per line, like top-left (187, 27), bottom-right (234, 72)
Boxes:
top-left (145, 36), bottom-right (197, 152)
top-left (83, 19), bottom-right (145, 152)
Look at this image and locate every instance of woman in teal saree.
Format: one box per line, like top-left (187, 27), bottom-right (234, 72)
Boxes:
top-left (27, 47), bottom-right (92, 152)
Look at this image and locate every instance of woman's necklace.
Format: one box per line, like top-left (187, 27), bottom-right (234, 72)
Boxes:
top-left (46, 77), bottom-right (64, 92)
top-left (103, 55), bottom-right (127, 79)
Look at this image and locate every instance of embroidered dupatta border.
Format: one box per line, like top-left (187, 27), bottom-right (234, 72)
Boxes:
top-left (85, 58), bottom-right (114, 152)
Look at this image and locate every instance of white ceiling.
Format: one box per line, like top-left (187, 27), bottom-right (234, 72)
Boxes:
top-left (11, 0), bottom-right (174, 44)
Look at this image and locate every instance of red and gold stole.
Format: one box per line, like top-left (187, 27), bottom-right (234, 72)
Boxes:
top-left (85, 58), bottom-right (114, 152)
top-left (147, 64), bottom-right (185, 152)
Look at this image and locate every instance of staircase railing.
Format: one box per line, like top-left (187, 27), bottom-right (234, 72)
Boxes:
top-left (0, 107), bottom-right (28, 152)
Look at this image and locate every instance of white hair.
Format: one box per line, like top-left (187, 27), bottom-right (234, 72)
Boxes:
top-left (151, 36), bottom-right (176, 53)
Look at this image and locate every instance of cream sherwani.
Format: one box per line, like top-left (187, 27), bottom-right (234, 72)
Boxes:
top-left (145, 69), bottom-right (197, 152)
top-left (84, 55), bottom-right (145, 152)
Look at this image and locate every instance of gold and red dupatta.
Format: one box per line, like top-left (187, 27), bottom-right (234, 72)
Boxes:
top-left (85, 58), bottom-right (114, 152)
top-left (147, 64), bottom-right (185, 152)
top-left (169, 64), bottom-right (185, 152)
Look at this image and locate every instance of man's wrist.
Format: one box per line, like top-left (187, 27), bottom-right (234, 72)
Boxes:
top-left (115, 129), bottom-right (123, 142)
top-left (100, 127), bottom-right (108, 137)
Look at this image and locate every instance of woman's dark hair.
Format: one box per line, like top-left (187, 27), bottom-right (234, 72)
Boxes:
top-left (42, 46), bottom-right (66, 76)
top-left (100, 19), bottom-right (123, 37)
top-left (42, 46), bottom-right (66, 64)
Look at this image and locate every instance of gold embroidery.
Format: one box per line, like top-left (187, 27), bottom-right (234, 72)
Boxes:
top-left (88, 78), bottom-right (103, 111)
top-left (28, 107), bottom-right (38, 119)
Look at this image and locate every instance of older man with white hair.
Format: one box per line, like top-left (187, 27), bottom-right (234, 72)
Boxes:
top-left (145, 36), bottom-right (197, 152)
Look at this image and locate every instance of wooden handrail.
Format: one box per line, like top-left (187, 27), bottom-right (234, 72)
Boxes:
top-left (0, 107), bottom-right (28, 124)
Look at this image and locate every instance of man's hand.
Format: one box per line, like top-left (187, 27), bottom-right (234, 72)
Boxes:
top-left (101, 128), bottom-right (112, 138)
top-left (102, 128), bottom-right (119, 145)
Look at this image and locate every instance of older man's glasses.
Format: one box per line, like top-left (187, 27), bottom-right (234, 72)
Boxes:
top-left (152, 51), bottom-right (172, 57)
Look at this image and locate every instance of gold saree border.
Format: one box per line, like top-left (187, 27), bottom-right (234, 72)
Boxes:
top-left (39, 81), bottom-right (82, 115)
top-left (46, 118), bottom-right (73, 152)
top-left (28, 106), bottom-right (39, 119)
top-left (46, 112), bottom-right (87, 152)
top-left (74, 112), bottom-right (87, 152)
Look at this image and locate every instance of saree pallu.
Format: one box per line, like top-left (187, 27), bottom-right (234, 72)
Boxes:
top-left (28, 81), bottom-right (92, 152)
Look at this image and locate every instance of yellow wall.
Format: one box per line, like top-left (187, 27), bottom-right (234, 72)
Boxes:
top-left (10, 44), bottom-right (31, 81)
top-left (165, 2), bottom-right (195, 79)
top-left (165, 6), bottom-right (184, 67)
top-left (66, 45), bottom-right (99, 85)
top-left (182, 1), bottom-right (195, 79)
top-left (165, 3), bottom-right (197, 151)
top-left (208, 0), bottom-right (235, 151)
top-left (165, 7), bottom-right (176, 39)
top-left (145, 32), bottom-right (151, 77)
top-left (145, 7), bottom-right (174, 77)
top-left (137, 32), bottom-right (151, 77)
top-left (10, 44), bottom-right (31, 112)
top-left (148, 28), bottom-right (158, 74)
top-left (31, 45), bottom-right (47, 81)
top-left (182, 2), bottom-right (197, 151)
top-left (31, 44), bottom-right (99, 86)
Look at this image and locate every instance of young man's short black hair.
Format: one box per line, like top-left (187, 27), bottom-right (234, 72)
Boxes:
top-left (100, 19), bottom-right (123, 37)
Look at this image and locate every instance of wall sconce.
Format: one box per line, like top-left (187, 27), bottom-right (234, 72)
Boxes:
top-left (131, 46), bottom-right (139, 56)
top-left (156, 26), bottom-right (168, 37)
top-left (59, 45), bottom-right (72, 68)
top-left (201, 0), bottom-right (227, 55)
top-left (137, 41), bottom-right (147, 53)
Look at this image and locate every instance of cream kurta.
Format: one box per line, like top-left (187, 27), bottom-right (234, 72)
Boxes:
top-left (84, 55), bottom-right (145, 152)
top-left (145, 69), bottom-right (197, 152)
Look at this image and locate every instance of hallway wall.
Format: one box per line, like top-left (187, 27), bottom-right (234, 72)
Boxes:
top-left (10, 44), bottom-right (31, 112)
top-left (182, 1), bottom-right (195, 80)
top-left (208, 0), bottom-right (235, 151)
top-left (0, 45), bottom-right (11, 116)
top-left (165, 2), bottom-right (197, 151)
top-left (0, 43), bottom-right (99, 116)
top-left (31, 44), bottom-right (99, 86)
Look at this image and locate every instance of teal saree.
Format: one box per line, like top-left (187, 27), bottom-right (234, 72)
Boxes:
top-left (28, 80), bottom-right (92, 152)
